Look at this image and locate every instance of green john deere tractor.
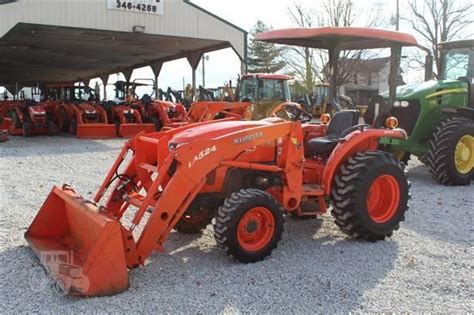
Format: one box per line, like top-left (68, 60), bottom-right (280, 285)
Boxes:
top-left (378, 40), bottom-right (474, 186)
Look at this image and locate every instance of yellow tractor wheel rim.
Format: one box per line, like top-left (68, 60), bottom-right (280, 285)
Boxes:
top-left (454, 135), bottom-right (474, 174)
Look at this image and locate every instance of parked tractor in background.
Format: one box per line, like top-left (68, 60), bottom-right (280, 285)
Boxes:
top-left (8, 87), bottom-right (59, 137)
top-left (373, 40), bottom-right (474, 185)
top-left (104, 81), bottom-right (155, 137)
top-left (234, 74), bottom-right (303, 120)
top-left (51, 84), bottom-right (116, 139)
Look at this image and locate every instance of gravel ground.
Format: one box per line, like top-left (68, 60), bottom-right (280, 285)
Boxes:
top-left (0, 136), bottom-right (472, 313)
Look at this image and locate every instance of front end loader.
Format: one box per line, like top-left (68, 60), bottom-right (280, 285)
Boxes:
top-left (52, 84), bottom-right (116, 139)
top-left (25, 104), bottom-right (409, 296)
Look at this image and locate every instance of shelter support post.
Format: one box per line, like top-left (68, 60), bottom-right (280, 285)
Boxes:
top-left (388, 45), bottom-right (402, 107)
top-left (122, 68), bottom-right (134, 83)
top-left (328, 47), bottom-right (341, 110)
top-left (99, 75), bottom-right (109, 101)
top-left (186, 52), bottom-right (203, 100)
top-left (150, 61), bottom-right (163, 99)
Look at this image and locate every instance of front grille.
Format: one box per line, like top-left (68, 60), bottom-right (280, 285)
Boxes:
top-left (389, 100), bottom-right (421, 136)
top-left (124, 112), bottom-right (135, 123)
top-left (85, 113), bottom-right (98, 122)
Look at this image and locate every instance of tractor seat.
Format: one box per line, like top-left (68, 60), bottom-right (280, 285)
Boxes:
top-left (306, 110), bottom-right (359, 155)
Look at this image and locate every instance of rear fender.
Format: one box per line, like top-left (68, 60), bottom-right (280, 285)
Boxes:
top-left (322, 128), bottom-right (407, 194)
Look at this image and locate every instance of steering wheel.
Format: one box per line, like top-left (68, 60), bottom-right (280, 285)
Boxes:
top-left (282, 104), bottom-right (312, 123)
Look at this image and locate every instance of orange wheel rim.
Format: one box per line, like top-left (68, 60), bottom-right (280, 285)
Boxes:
top-left (366, 175), bottom-right (400, 223)
top-left (237, 207), bottom-right (275, 252)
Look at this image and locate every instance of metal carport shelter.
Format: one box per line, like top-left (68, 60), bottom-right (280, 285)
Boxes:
top-left (0, 0), bottom-right (247, 96)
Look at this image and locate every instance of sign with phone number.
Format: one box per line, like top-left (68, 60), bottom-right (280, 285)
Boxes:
top-left (107, 0), bottom-right (163, 15)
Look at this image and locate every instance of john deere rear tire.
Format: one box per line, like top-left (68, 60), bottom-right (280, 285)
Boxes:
top-left (331, 151), bottom-right (409, 241)
top-left (427, 117), bottom-right (473, 185)
top-left (174, 197), bottom-right (215, 234)
top-left (214, 188), bottom-right (284, 263)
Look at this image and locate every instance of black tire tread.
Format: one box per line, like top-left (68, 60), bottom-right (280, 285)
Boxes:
top-left (331, 151), bottom-right (409, 241)
top-left (427, 117), bottom-right (474, 185)
top-left (214, 188), bottom-right (284, 263)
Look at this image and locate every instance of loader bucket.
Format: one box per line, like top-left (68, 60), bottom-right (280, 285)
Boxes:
top-left (76, 124), bottom-right (117, 139)
top-left (25, 186), bottom-right (129, 296)
top-left (119, 123), bottom-right (155, 138)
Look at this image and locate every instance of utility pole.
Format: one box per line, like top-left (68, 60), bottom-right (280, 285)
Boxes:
top-left (391, 0), bottom-right (400, 31)
top-left (396, 0), bottom-right (399, 31)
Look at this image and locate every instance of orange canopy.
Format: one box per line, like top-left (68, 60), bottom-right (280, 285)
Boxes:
top-left (256, 27), bottom-right (418, 50)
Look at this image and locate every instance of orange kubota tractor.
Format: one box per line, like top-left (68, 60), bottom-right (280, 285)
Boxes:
top-left (25, 27), bottom-right (417, 296)
top-left (8, 88), bottom-right (59, 137)
top-left (0, 92), bottom-right (18, 141)
top-left (104, 81), bottom-right (155, 137)
top-left (52, 84), bottom-right (116, 139)
top-left (137, 87), bottom-right (190, 131)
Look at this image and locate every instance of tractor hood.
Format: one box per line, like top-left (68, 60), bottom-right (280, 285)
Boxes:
top-left (381, 79), bottom-right (467, 99)
top-left (170, 119), bottom-right (281, 145)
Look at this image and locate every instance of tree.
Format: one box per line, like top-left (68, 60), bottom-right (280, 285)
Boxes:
top-left (247, 21), bottom-right (286, 74)
top-left (406, 0), bottom-right (474, 78)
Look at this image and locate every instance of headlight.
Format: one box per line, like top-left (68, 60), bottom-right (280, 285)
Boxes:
top-left (320, 113), bottom-right (331, 125)
top-left (385, 116), bottom-right (399, 129)
top-left (400, 101), bottom-right (409, 107)
top-left (393, 101), bottom-right (401, 107)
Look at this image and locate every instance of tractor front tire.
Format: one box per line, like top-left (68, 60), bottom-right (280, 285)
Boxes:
top-left (174, 197), bottom-right (215, 234)
top-left (427, 117), bottom-right (473, 185)
top-left (22, 122), bottom-right (32, 137)
top-left (331, 151), bottom-right (409, 241)
top-left (69, 117), bottom-right (77, 135)
top-left (214, 188), bottom-right (284, 263)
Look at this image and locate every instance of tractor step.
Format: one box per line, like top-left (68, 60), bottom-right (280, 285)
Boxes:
top-left (301, 184), bottom-right (324, 196)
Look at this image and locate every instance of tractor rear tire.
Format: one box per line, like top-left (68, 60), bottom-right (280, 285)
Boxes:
top-left (331, 151), bottom-right (409, 241)
top-left (69, 117), bottom-right (77, 135)
top-left (214, 188), bottom-right (284, 263)
top-left (59, 108), bottom-right (70, 133)
top-left (47, 120), bottom-right (58, 136)
top-left (151, 117), bottom-right (163, 131)
top-left (22, 122), bottom-right (32, 137)
top-left (9, 111), bottom-right (21, 129)
top-left (427, 117), bottom-right (473, 185)
top-left (174, 197), bottom-right (215, 234)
